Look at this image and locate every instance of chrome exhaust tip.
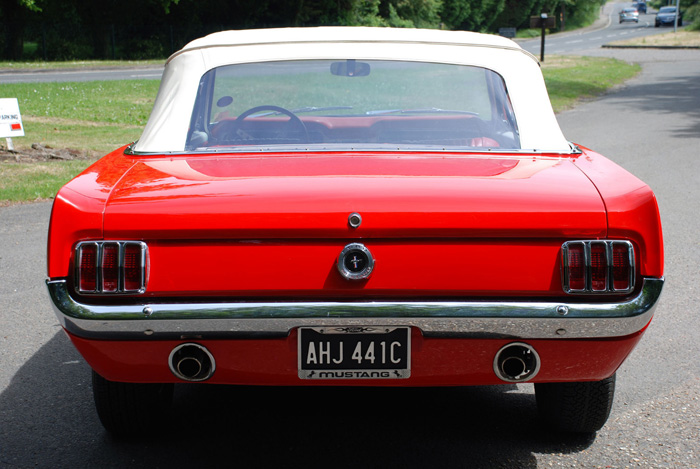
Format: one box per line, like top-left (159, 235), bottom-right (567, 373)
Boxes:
top-left (493, 342), bottom-right (540, 383)
top-left (168, 343), bottom-right (216, 381)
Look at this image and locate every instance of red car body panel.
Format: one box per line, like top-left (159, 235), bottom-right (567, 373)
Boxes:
top-left (47, 147), bottom-right (662, 284)
top-left (102, 153), bottom-right (606, 239)
top-left (47, 145), bottom-right (663, 387)
top-left (66, 327), bottom-right (646, 386)
top-left (141, 240), bottom-right (565, 298)
top-left (572, 146), bottom-right (664, 278)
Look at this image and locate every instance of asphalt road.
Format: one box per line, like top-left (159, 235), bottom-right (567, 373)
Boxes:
top-left (2, 51), bottom-right (700, 469)
top-left (520, 2), bottom-right (680, 57)
top-left (0, 66), bottom-right (164, 84)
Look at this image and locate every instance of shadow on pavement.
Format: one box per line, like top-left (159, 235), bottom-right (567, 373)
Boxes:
top-left (612, 73), bottom-right (700, 140)
top-left (0, 331), bottom-right (596, 468)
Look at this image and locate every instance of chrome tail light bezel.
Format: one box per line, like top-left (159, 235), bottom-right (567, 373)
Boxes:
top-left (561, 240), bottom-right (635, 294)
top-left (75, 241), bottom-right (148, 295)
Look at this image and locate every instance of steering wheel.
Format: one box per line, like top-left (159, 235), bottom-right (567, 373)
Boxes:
top-left (221, 105), bottom-right (309, 144)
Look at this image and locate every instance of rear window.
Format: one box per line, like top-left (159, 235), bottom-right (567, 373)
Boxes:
top-left (186, 60), bottom-right (520, 152)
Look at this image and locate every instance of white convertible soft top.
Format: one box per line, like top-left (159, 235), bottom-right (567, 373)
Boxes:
top-left (133, 27), bottom-right (572, 153)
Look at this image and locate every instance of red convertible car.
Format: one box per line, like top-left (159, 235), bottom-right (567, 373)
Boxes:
top-left (46, 27), bottom-right (664, 436)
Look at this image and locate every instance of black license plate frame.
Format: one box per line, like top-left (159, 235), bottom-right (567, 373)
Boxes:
top-left (298, 326), bottom-right (411, 380)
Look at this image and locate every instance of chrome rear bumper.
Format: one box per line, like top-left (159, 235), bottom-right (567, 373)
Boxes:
top-left (47, 278), bottom-right (663, 341)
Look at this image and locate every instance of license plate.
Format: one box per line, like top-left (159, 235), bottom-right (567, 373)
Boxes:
top-left (298, 326), bottom-right (411, 380)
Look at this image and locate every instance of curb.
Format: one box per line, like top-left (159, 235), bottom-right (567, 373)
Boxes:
top-left (0, 64), bottom-right (163, 74)
top-left (602, 44), bottom-right (700, 49)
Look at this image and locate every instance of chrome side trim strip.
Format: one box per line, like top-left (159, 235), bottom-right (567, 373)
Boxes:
top-left (125, 142), bottom-right (578, 157)
top-left (46, 278), bottom-right (663, 341)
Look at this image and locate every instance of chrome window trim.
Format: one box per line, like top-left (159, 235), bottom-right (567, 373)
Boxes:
top-left (125, 141), bottom-right (583, 156)
top-left (124, 143), bottom-right (583, 157)
top-left (47, 277), bottom-right (663, 341)
top-left (124, 146), bottom-right (577, 156)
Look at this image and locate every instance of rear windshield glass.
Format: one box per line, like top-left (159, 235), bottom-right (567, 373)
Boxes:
top-left (186, 60), bottom-right (520, 152)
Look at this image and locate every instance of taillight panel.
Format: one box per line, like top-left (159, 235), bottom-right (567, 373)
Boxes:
top-left (75, 241), bottom-right (148, 294)
top-left (561, 241), bottom-right (635, 294)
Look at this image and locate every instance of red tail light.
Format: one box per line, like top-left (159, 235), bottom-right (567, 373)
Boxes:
top-left (75, 241), bottom-right (147, 294)
top-left (123, 243), bottom-right (146, 292)
top-left (77, 243), bottom-right (98, 292)
top-left (562, 241), bottom-right (635, 294)
top-left (612, 243), bottom-right (632, 291)
top-left (101, 243), bottom-right (120, 293)
top-left (589, 243), bottom-right (608, 291)
top-left (565, 243), bottom-right (585, 291)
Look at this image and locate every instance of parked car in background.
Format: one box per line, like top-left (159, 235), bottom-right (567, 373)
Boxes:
top-left (46, 27), bottom-right (664, 437)
top-left (656, 6), bottom-right (683, 26)
top-left (620, 7), bottom-right (640, 23)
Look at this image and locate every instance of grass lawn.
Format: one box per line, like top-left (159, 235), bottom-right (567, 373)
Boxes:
top-left (4, 80), bottom-right (159, 154)
top-left (0, 159), bottom-right (94, 204)
top-left (542, 56), bottom-right (641, 111)
top-left (607, 29), bottom-right (700, 47)
top-left (0, 60), bottom-right (162, 70)
top-left (0, 55), bottom-right (641, 204)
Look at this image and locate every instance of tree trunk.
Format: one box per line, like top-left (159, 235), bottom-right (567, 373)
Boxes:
top-left (1, 0), bottom-right (27, 60)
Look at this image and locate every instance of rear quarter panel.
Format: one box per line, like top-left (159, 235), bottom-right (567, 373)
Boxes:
top-left (47, 147), bottom-right (136, 278)
top-left (573, 146), bottom-right (664, 278)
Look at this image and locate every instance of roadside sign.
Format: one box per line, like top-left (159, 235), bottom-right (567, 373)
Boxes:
top-left (499, 28), bottom-right (517, 39)
top-left (0, 98), bottom-right (25, 138)
top-left (530, 15), bottom-right (556, 29)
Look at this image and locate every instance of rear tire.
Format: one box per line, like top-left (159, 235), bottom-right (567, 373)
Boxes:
top-left (535, 374), bottom-right (616, 433)
top-left (92, 370), bottom-right (174, 437)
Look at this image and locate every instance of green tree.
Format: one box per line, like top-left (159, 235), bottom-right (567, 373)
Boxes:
top-left (441, 0), bottom-right (505, 31)
top-left (0, 0), bottom-right (40, 59)
top-left (377, 0), bottom-right (442, 28)
top-left (4, 0), bottom-right (643, 61)
top-left (340, 0), bottom-right (388, 26)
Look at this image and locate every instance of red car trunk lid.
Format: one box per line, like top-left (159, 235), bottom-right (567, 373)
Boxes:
top-left (103, 153), bottom-right (606, 239)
